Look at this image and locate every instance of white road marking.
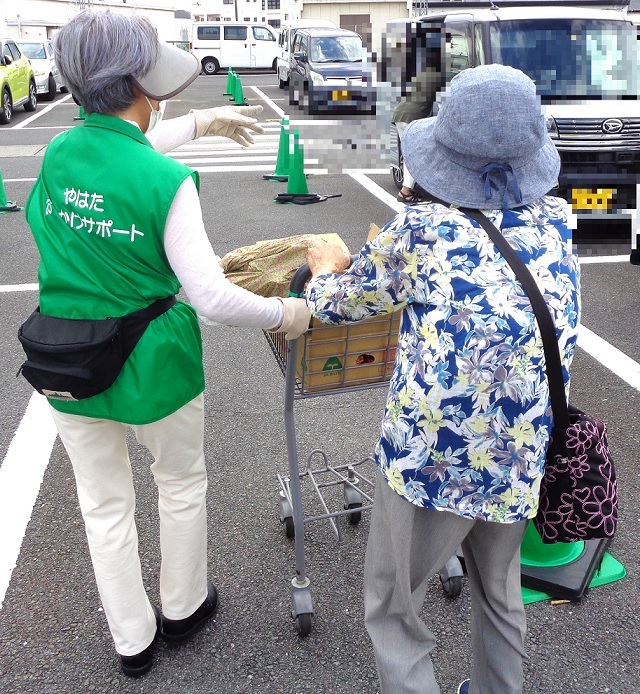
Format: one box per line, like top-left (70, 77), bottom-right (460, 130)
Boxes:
top-left (0, 393), bottom-right (57, 609)
top-left (12, 94), bottom-right (73, 129)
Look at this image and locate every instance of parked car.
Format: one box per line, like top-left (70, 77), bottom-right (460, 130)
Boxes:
top-left (288, 28), bottom-right (373, 114)
top-left (276, 19), bottom-right (336, 89)
top-left (0, 39), bottom-right (37, 124)
top-left (16, 40), bottom-right (66, 101)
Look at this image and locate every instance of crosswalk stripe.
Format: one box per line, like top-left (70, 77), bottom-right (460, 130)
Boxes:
top-left (167, 130), bottom-right (324, 174)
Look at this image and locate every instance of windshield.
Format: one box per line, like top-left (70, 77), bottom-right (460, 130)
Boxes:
top-left (310, 36), bottom-right (362, 63)
top-left (18, 43), bottom-right (46, 60)
top-left (488, 19), bottom-right (639, 98)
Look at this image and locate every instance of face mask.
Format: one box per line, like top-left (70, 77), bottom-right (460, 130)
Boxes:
top-left (144, 96), bottom-right (166, 133)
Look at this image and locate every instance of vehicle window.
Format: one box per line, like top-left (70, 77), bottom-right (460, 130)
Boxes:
top-left (474, 25), bottom-right (484, 65)
top-left (253, 26), bottom-right (275, 41)
top-left (17, 42), bottom-right (46, 60)
top-left (7, 42), bottom-right (22, 61)
top-left (446, 31), bottom-right (471, 79)
top-left (197, 26), bottom-right (221, 41)
top-left (47, 42), bottom-right (53, 56)
top-left (225, 26), bottom-right (247, 40)
top-left (488, 19), bottom-right (639, 98)
top-left (292, 33), bottom-right (304, 53)
top-left (309, 36), bottom-right (362, 63)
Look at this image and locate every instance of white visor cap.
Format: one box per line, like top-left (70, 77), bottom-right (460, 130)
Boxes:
top-left (132, 42), bottom-right (200, 100)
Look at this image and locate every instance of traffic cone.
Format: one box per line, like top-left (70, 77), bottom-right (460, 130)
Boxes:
top-left (273, 130), bottom-right (342, 204)
top-left (233, 75), bottom-right (248, 106)
top-left (0, 169), bottom-right (21, 213)
top-left (262, 117), bottom-right (290, 181)
top-left (227, 71), bottom-right (237, 101)
top-left (287, 130), bottom-right (308, 195)
top-left (519, 522), bottom-right (626, 604)
top-left (223, 68), bottom-right (234, 96)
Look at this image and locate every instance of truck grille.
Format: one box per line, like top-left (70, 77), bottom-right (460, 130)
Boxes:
top-left (555, 118), bottom-right (640, 148)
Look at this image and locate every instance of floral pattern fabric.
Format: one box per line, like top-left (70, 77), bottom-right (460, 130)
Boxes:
top-left (306, 198), bottom-right (581, 523)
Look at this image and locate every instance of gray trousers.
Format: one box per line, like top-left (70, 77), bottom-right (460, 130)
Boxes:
top-left (364, 473), bottom-right (528, 694)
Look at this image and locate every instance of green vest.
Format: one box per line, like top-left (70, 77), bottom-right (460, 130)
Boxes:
top-left (25, 113), bottom-right (205, 424)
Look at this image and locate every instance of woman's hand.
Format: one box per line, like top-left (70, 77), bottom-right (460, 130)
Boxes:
top-left (307, 244), bottom-right (351, 278)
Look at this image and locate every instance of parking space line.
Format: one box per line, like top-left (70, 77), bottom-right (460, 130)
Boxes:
top-left (12, 94), bottom-right (73, 130)
top-left (0, 393), bottom-right (57, 610)
top-left (0, 284), bottom-right (38, 292)
top-left (578, 326), bottom-right (640, 392)
top-left (250, 86), bottom-right (284, 118)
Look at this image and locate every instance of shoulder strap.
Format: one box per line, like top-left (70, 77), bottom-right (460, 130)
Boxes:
top-left (460, 207), bottom-right (570, 429)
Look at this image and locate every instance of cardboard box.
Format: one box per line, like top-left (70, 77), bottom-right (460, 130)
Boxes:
top-left (297, 312), bottom-right (400, 393)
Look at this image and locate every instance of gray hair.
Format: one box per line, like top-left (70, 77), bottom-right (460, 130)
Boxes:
top-left (53, 11), bottom-right (159, 114)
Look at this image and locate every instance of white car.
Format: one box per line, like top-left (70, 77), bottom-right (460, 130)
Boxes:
top-left (16, 40), bottom-right (65, 101)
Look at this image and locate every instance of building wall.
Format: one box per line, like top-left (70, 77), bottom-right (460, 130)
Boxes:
top-left (3, 0), bottom-right (189, 41)
top-left (299, 1), bottom-right (407, 53)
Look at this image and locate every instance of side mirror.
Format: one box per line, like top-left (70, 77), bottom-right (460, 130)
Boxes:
top-left (293, 52), bottom-right (307, 63)
top-left (3, 54), bottom-right (12, 66)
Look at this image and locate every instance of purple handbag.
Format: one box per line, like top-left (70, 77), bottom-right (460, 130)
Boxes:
top-left (534, 405), bottom-right (617, 543)
top-left (462, 208), bottom-right (618, 544)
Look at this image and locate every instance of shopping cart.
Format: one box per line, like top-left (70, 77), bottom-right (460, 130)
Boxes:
top-left (263, 263), bottom-right (463, 636)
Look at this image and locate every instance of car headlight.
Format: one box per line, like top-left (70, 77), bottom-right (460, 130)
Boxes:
top-left (309, 71), bottom-right (325, 86)
top-left (545, 116), bottom-right (559, 139)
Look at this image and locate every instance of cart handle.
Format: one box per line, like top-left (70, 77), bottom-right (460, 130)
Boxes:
top-left (288, 256), bottom-right (357, 298)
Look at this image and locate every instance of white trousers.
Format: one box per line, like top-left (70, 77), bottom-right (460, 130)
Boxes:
top-left (364, 473), bottom-right (528, 694)
top-left (396, 121), bottom-right (416, 190)
top-left (50, 394), bottom-right (208, 656)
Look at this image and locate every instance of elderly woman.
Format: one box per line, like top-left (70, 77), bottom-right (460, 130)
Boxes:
top-left (307, 65), bottom-right (580, 694)
top-left (24, 11), bottom-right (309, 677)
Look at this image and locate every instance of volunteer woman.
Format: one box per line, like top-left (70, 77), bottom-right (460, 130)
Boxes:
top-left (25, 11), bottom-right (309, 677)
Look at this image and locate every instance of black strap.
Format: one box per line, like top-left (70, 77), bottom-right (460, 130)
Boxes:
top-left (125, 295), bottom-right (177, 324)
top-left (119, 295), bottom-right (177, 360)
top-left (460, 207), bottom-right (570, 430)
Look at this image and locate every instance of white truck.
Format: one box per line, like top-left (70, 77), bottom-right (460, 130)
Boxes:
top-left (381, 4), bottom-right (640, 253)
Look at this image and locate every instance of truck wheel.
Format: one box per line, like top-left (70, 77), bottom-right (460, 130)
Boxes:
top-left (202, 58), bottom-right (219, 75)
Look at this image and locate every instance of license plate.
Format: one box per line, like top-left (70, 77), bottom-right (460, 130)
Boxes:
top-left (571, 188), bottom-right (615, 211)
top-left (331, 90), bottom-right (350, 101)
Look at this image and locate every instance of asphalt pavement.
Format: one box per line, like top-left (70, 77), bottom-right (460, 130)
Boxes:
top-left (0, 73), bottom-right (638, 694)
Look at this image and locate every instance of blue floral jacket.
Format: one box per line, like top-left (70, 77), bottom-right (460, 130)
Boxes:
top-left (306, 198), bottom-right (581, 523)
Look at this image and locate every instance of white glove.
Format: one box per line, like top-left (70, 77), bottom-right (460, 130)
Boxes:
top-left (191, 105), bottom-right (265, 146)
top-left (275, 297), bottom-right (311, 340)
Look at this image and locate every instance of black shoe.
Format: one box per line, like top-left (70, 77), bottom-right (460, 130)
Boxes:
top-left (160, 581), bottom-right (218, 645)
top-left (119, 605), bottom-right (160, 678)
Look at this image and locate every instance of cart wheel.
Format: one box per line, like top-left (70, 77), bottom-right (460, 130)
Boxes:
top-left (441, 575), bottom-right (463, 599)
top-left (284, 516), bottom-right (295, 539)
top-left (346, 502), bottom-right (362, 525)
top-left (296, 612), bottom-right (313, 637)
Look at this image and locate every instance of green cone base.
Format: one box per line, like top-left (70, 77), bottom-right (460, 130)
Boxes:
top-left (522, 551), bottom-right (626, 604)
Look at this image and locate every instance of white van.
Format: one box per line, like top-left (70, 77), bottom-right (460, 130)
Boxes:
top-left (276, 19), bottom-right (336, 88)
top-left (190, 22), bottom-right (278, 75)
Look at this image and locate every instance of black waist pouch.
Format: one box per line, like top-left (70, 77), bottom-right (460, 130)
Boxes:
top-left (18, 296), bottom-right (176, 401)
